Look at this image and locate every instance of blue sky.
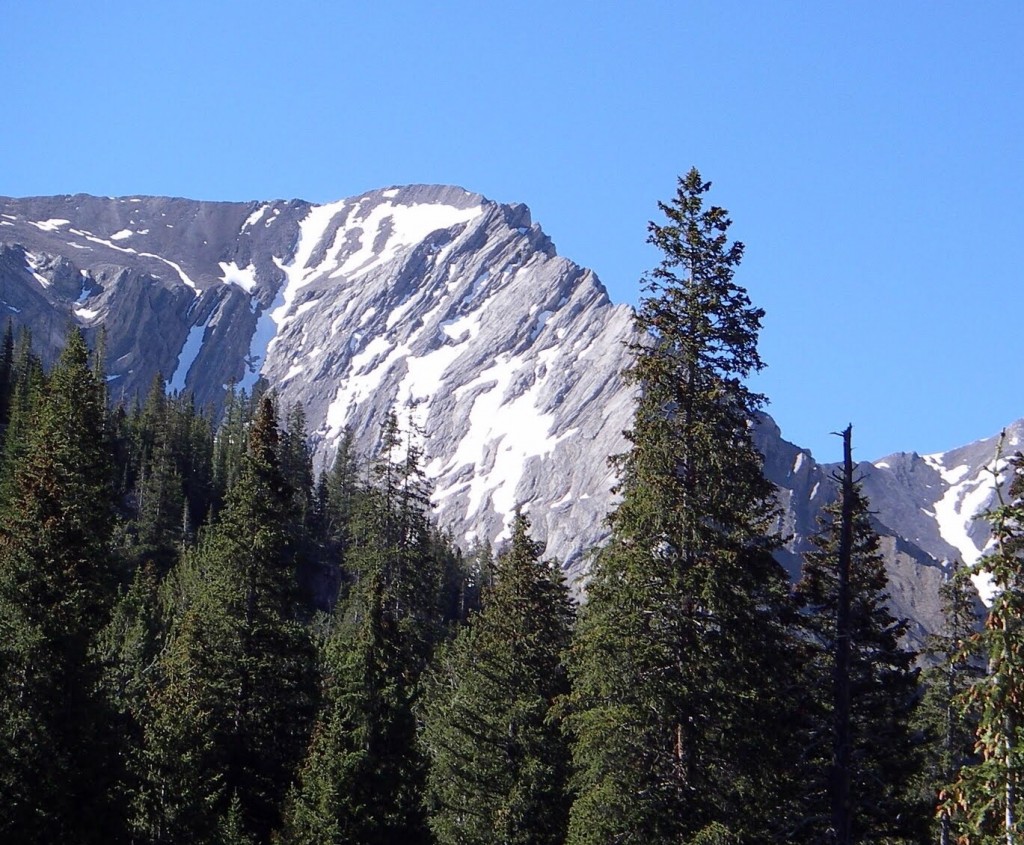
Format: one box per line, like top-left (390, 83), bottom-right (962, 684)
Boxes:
top-left (3, 1), bottom-right (1022, 462)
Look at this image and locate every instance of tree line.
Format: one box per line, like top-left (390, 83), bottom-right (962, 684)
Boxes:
top-left (0, 169), bottom-right (1016, 844)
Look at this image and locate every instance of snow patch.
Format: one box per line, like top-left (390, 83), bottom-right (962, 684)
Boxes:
top-left (219, 260), bottom-right (258, 294)
top-left (924, 453), bottom-right (1002, 603)
top-left (110, 229), bottom-right (133, 241)
top-left (531, 309), bottom-right (553, 341)
top-left (442, 312), bottom-right (482, 342)
top-left (433, 348), bottom-right (567, 524)
top-left (73, 305), bottom-right (101, 321)
top-left (30, 218), bottom-right (70, 232)
top-left (332, 200), bottom-right (483, 280)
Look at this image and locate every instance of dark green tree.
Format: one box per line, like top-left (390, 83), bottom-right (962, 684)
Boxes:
top-left (563, 170), bottom-right (800, 845)
top-left (421, 510), bottom-right (574, 845)
top-left (794, 448), bottom-right (925, 845)
top-left (283, 413), bottom-right (445, 845)
top-left (0, 329), bottom-right (119, 843)
top-left (917, 561), bottom-right (983, 845)
top-left (139, 394), bottom-right (316, 843)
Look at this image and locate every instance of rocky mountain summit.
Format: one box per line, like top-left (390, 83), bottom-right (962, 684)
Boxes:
top-left (0, 186), bottom-right (1017, 637)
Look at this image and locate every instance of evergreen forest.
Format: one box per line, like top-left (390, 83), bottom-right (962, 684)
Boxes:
top-left (0, 169), bottom-right (1019, 844)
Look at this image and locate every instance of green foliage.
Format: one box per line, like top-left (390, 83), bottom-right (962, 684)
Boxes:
top-left (794, 482), bottom-right (926, 843)
top-left (0, 329), bottom-right (120, 842)
top-left (139, 394), bottom-right (317, 843)
top-left (947, 452), bottom-right (1024, 844)
top-left (283, 412), bottom-right (446, 845)
top-left (422, 511), bottom-right (574, 845)
top-left (564, 170), bottom-right (800, 845)
top-left (916, 561), bottom-right (984, 844)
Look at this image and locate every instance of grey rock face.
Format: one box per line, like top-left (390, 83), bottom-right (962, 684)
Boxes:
top-left (0, 186), bottom-right (1015, 638)
top-left (0, 186), bottom-right (635, 579)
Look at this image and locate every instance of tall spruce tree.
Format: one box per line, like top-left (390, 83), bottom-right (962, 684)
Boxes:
top-left (421, 511), bottom-right (574, 845)
top-left (563, 170), bottom-right (799, 844)
top-left (947, 450), bottom-right (1024, 844)
top-left (0, 329), bottom-right (120, 843)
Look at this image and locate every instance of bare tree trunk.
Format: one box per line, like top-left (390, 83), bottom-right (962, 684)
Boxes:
top-left (831, 425), bottom-right (854, 845)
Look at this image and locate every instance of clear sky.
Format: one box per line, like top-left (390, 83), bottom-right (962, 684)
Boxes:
top-left (3, 1), bottom-right (1022, 463)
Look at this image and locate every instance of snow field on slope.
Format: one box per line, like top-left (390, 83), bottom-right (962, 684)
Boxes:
top-left (253, 197), bottom-right (485, 394)
top-left (331, 200), bottom-right (483, 281)
top-left (437, 346), bottom-right (566, 528)
top-left (923, 453), bottom-right (1003, 603)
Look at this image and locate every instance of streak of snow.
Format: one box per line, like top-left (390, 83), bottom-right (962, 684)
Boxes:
top-left (323, 338), bottom-right (406, 440)
top-left (68, 228), bottom-right (201, 293)
top-left (395, 332), bottom-right (473, 434)
top-left (30, 218), bottom-right (70, 231)
top-left (386, 296), bottom-right (418, 330)
top-left (442, 312), bottom-right (482, 341)
top-left (244, 205), bottom-right (269, 229)
top-left (793, 453), bottom-right (805, 473)
top-left (437, 348), bottom-right (566, 522)
top-left (531, 309), bottom-right (553, 341)
top-left (110, 229), bottom-right (133, 240)
top-left (169, 312), bottom-right (212, 393)
top-left (462, 271), bottom-right (490, 305)
top-left (24, 252), bottom-right (51, 288)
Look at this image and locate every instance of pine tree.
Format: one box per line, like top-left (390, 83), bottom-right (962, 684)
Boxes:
top-left (140, 394), bottom-right (316, 842)
top-left (918, 561), bottom-right (983, 845)
top-left (0, 329), bottom-right (120, 843)
top-left (283, 413), bottom-right (445, 845)
top-left (947, 450), bottom-right (1024, 844)
top-left (793, 433), bottom-right (924, 845)
top-left (563, 170), bottom-right (799, 844)
top-left (0, 320), bottom-right (14, 434)
top-left (421, 511), bottom-right (574, 845)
